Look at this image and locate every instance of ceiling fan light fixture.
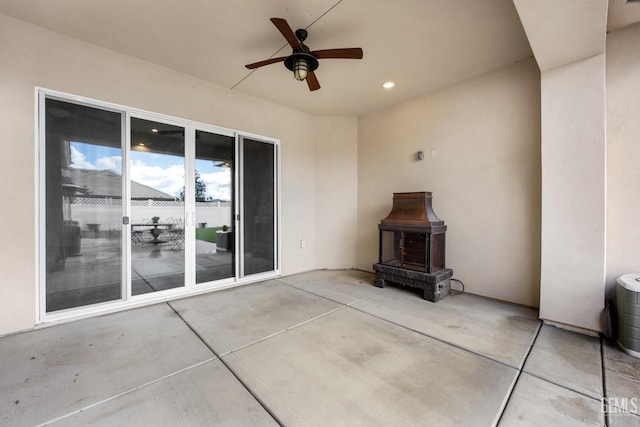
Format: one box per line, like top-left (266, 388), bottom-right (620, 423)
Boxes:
top-left (285, 52), bottom-right (318, 83)
top-left (294, 57), bottom-right (308, 81)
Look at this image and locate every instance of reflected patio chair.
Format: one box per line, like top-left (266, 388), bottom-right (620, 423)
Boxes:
top-left (131, 218), bottom-right (152, 245)
top-left (166, 218), bottom-right (184, 251)
top-left (131, 229), bottom-right (145, 245)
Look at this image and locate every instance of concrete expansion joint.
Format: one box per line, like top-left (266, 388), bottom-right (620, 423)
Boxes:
top-left (221, 305), bottom-right (347, 357)
top-left (494, 321), bottom-right (543, 426)
top-left (167, 302), bottom-right (286, 427)
top-left (34, 358), bottom-right (218, 427)
top-left (275, 277), bottom-right (388, 308)
top-left (496, 322), bottom-right (616, 426)
top-left (347, 303), bottom-right (519, 370)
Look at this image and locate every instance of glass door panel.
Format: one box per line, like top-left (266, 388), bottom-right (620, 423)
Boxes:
top-left (130, 118), bottom-right (185, 295)
top-left (195, 130), bottom-right (235, 283)
top-left (44, 98), bottom-right (123, 312)
top-left (242, 138), bottom-right (276, 275)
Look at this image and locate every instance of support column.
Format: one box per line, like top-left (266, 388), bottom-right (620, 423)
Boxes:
top-left (513, 0), bottom-right (608, 331)
top-left (539, 55), bottom-right (606, 331)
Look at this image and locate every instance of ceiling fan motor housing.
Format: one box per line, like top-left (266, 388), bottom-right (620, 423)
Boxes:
top-left (295, 28), bottom-right (308, 42)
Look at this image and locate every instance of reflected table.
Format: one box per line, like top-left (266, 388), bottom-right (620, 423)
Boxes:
top-left (131, 223), bottom-right (174, 244)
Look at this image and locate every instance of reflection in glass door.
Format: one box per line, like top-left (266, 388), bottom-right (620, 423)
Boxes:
top-left (130, 118), bottom-right (185, 295)
top-left (195, 130), bottom-right (235, 283)
top-left (242, 138), bottom-right (276, 276)
top-left (41, 91), bottom-right (280, 317)
top-left (44, 98), bottom-right (124, 312)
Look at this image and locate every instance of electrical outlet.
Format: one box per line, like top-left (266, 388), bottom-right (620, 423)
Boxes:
top-left (300, 239), bottom-right (306, 249)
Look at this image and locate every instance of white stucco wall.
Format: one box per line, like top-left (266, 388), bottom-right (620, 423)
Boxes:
top-left (314, 116), bottom-right (358, 269)
top-left (538, 54), bottom-right (606, 332)
top-left (606, 23), bottom-right (640, 294)
top-left (356, 60), bottom-right (542, 307)
top-left (0, 13), bottom-right (356, 335)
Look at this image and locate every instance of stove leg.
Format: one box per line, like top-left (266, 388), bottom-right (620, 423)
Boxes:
top-left (375, 276), bottom-right (385, 288)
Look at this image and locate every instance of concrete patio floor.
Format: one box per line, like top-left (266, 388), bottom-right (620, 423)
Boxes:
top-left (1, 270), bottom-right (639, 426)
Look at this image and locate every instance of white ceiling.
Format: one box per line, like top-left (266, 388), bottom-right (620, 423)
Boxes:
top-left (0, 0), bottom-right (639, 116)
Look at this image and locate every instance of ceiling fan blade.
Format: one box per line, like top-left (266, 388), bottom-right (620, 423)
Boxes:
top-left (245, 56), bottom-right (287, 69)
top-left (270, 18), bottom-right (302, 49)
top-left (306, 71), bottom-right (321, 91)
top-left (311, 48), bottom-right (363, 60)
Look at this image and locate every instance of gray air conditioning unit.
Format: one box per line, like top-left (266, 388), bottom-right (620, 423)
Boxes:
top-left (617, 273), bottom-right (640, 358)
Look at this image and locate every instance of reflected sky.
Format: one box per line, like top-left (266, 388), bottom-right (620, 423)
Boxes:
top-left (70, 141), bottom-right (231, 201)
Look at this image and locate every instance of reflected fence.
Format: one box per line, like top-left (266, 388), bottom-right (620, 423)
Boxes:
top-left (67, 197), bottom-right (232, 237)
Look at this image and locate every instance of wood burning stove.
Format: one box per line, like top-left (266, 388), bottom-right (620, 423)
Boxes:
top-left (373, 192), bottom-right (453, 302)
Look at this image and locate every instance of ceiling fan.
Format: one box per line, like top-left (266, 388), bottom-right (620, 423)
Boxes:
top-left (245, 18), bottom-right (363, 91)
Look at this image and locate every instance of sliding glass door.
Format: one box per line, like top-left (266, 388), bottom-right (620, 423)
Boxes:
top-left (129, 117), bottom-right (186, 295)
top-left (241, 137), bottom-right (277, 276)
top-left (194, 130), bottom-right (235, 283)
top-left (40, 91), bottom-right (279, 318)
top-left (43, 98), bottom-right (125, 312)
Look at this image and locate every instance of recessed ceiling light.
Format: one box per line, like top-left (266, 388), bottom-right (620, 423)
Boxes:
top-left (151, 128), bottom-right (158, 133)
top-left (382, 81), bottom-right (395, 89)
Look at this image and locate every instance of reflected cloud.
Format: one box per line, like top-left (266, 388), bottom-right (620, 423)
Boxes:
top-left (70, 142), bottom-right (231, 201)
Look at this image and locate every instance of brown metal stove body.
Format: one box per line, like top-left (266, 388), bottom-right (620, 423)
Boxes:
top-left (373, 192), bottom-right (452, 302)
